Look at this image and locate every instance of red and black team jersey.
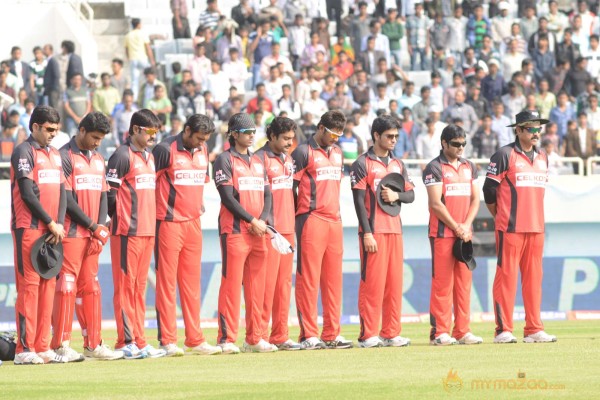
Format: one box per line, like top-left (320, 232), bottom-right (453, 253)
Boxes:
top-left (10, 136), bottom-right (64, 231)
top-left (485, 142), bottom-right (548, 233)
top-left (350, 149), bottom-right (414, 234)
top-left (255, 144), bottom-right (295, 234)
top-left (153, 133), bottom-right (210, 222)
top-left (291, 135), bottom-right (343, 222)
top-left (423, 153), bottom-right (478, 238)
top-left (214, 148), bottom-right (267, 235)
top-left (60, 138), bottom-right (108, 238)
top-left (106, 139), bottom-right (156, 237)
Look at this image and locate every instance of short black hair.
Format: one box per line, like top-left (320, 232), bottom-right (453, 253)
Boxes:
top-left (371, 115), bottom-right (401, 142)
top-left (79, 112), bottom-right (111, 134)
top-left (266, 117), bottom-right (297, 141)
top-left (184, 114), bottom-right (215, 134)
top-left (318, 110), bottom-right (346, 131)
top-left (112, 58), bottom-right (124, 66)
top-left (440, 124), bottom-right (466, 144)
top-left (128, 109), bottom-right (160, 137)
top-left (131, 18), bottom-right (141, 28)
top-left (61, 40), bottom-right (75, 54)
top-left (29, 105), bottom-right (60, 132)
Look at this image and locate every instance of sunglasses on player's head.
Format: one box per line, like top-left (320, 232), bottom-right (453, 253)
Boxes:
top-left (235, 128), bottom-right (256, 135)
top-left (448, 141), bottom-right (467, 148)
top-left (522, 126), bottom-right (542, 134)
top-left (138, 126), bottom-right (159, 136)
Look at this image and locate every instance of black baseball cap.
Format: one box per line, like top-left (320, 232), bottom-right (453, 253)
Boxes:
top-left (507, 110), bottom-right (550, 127)
top-left (228, 113), bottom-right (255, 132)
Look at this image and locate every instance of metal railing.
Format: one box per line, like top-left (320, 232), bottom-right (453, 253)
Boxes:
top-left (587, 156), bottom-right (600, 175)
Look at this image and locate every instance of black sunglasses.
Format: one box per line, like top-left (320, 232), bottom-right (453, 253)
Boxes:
top-left (449, 141), bottom-right (467, 148)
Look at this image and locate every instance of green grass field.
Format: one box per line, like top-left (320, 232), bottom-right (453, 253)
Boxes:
top-left (1, 321), bottom-right (598, 399)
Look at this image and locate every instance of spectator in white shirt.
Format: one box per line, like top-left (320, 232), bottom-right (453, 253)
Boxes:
top-left (360, 20), bottom-right (391, 65)
top-left (274, 84), bottom-right (301, 120)
top-left (222, 47), bottom-right (250, 94)
top-left (188, 43), bottom-right (211, 88)
top-left (264, 65), bottom-right (285, 102)
top-left (203, 60), bottom-right (230, 108)
top-left (302, 89), bottom-right (328, 121)
top-left (259, 42), bottom-right (294, 81)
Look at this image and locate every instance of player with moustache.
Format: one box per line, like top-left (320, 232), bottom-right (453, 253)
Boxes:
top-left (51, 112), bottom-right (124, 362)
top-left (153, 114), bottom-right (222, 357)
top-left (11, 106), bottom-right (68, 365)
top-left (483, 110), bottom-right (557, 344)
top-left (256, 117), bottom-right (302, 351)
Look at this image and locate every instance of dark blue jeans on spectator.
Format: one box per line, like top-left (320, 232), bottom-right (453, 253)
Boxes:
top-left (410, 47), bottom-right (428, 71)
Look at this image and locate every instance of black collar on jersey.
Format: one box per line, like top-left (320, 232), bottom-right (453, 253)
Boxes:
top-left (308, 134), bottom-right (322, 150)
top-left (366, 146), bottom-right (396, 162)
top-left (125, 137), bottom-right (146, 154)
top-left (229, 146), bottom-right (253, 160)
top-left (514, 138), bottom-right (539, 155)
top-left (438, 151), bottom-right (468, 165)
top-left (261, 142), bottom-right (280, 158)
top-left (176, 131), bottom-right (197, 154)
top-left (68, 137), bottom-right (95, 156)
top-left (26, 134), bottom-right (44, 150)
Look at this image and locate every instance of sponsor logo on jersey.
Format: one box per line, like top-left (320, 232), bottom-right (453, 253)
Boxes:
top-left (18, 158), bottom-right (31, 173)
top-left (253, 163), bottom-right (264, 174)
top-left (75, 163), bottom-right (85, 170)
top-left (515, 172), bottom-right (546, 188)
top-left (237, 176), bottom-right (264, 191)
top-left (75, 174), bottom-right (103, 191)
top-left (271, 175), bottom-right (293, 190)
top-left (445, 182), bottom-right (471, 197)
top-left (38, 169), bottom-right (61, 184)
top-left (53, 155), bottom-right (62, 165)
top-left (316, 166), bottom-right (341, 181)
top-left (463, 168), bottom-right (472, 179)
top-left (174, 170), bottom-right (206, 186)
top-left (487, 162), bottom-right (497, 175)
top-left (214, 169), bottom-right (227, 184)
top-left (95, 160), bottom-right (104, 171)
top-left (392, 166), bottom-right (401, 173)
top-left (135, 174), bottom-right (156, 189)
top-left (332, 153), bottom-right (342, 164)
top-left (444, 172), bottom-right (454, 178)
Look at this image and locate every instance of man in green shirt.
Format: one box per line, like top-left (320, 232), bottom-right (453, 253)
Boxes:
top-left (382, 8), bottom-right (404, 66)
top-left (93, 73), bottom-right (121, 116)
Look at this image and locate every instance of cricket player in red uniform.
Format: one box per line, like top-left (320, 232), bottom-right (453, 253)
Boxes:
top-left (423, 124), bottom-right (482, 346)
top-left (350, 115), bottom-right (415, 348)
top-left (255, 117), bottom-right (302, 351)
top-left (153, 114), bottom-right (222, 356)
top-left (292, 110), bottom-right (353, 350)
top-left (106, 109), bottom-right (166, 359)
top-left (11, 106), bottom-right (68, 364)
top-left (214, 113), bottom-right (277, 354)
top-left (483, 110), bottom-right (557, 344)
top-left (51, 112), bottom-right (123, 361)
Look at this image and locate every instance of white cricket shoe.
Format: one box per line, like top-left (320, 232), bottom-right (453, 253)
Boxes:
top-left (37, 349), bottom-right (68, 363)
top-left (382, 336), bottom-right (411, 347)
top-left (160, 343), bottom-right (185, 357)
top-left (217, 342), bottom-right (240, 354)
top-left (523, 331), bottom-right (557, 343)
top-left (494, 331), bottom-right (518, 344)
top-left (55, 341), bottom-right (85, 362)
top-left (84, 342), bottom-right (124, 360)
top-left (116, 343), bottom-right (144, 359)
top-left (458, 332), bottom-right (483, 345)
top-left (324, 335), bottom-right (353, 349)
top-left (430, 333), bottom-right (458, 346)
top-left (300, 337), bottom-right (326, 350)
top-left (140, 345), bottom-right (167, 358)
top-left (14, 351), bottom-right (44, 365)
top-left (358, 336), bottom-right (384, 348)
top-left (274, 339), bottom-right (302, 351)
top-left (185, 342), bottom-right (223, 355)
top-left (242, 339), bottom-right (278, 353)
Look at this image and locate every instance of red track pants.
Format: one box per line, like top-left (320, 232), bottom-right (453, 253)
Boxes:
top-left (493, 231), bottom-right (545, 336)
top-left (155, 219), bottom-right (206, 348)
top-left (295, 215), bottom-right (343, 342)
top-left (110, 235), bottom-right (154, 349)
top-left (217, 233), bottom-right (268, 346)
top-left (261, 233), bottom-right (295, 344)
top-left (358, 233), bottom-right (404, 341)
top-left (429, 237), bottom-right (473, 340)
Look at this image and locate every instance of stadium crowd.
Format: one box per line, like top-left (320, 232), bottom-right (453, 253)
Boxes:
top-left (1, 0), bottom-right (599, 172)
